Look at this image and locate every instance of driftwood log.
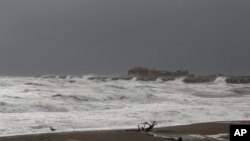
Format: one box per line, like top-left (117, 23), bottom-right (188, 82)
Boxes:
top-left (138, 121), bottom-right (158, 132)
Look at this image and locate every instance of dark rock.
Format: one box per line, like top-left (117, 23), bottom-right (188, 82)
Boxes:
top-left (128, 67), bottom-right (189, 77)
top-left (183, 75), bottom-right (217, 83)
top-left (110, 76), bottom-right (133, 80)
top-left (136, 76), bottom-right (158, 81)
top-left (226, 76), bottom-right (250, 84)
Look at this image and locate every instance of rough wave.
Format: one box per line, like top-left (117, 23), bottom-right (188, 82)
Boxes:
top-left (0, 75), bottom-right (249, 136)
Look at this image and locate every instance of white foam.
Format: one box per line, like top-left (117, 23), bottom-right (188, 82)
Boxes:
top-left (0, 76), bottom-right (250, 136)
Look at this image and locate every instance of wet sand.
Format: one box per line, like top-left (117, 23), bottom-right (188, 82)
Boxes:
top-left (0, 121), bottom-right (249, 141)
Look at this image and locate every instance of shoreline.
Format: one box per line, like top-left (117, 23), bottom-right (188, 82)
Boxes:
top-left (1, 120), bottom-right (249, 141)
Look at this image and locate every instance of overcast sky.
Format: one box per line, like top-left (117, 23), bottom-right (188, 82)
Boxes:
top-left (0, 0), bottom-right (249, 75)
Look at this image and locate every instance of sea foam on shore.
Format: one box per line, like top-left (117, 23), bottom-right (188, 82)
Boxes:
top-left (0, 75), bottom-right (250, 136)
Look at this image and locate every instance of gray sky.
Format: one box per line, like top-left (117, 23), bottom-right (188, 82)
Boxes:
top-left (0, 0), bottom-right (249, 75)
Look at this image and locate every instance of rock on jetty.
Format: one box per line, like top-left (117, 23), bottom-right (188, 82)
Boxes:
top-left (128, 67), bottom-right (189, 77)
top-left (183, 75), bottom-right (217, 83)
top-left (226, 76), bottom-right (250, 84)
top-left (128, 67), bottom-right (189, 81)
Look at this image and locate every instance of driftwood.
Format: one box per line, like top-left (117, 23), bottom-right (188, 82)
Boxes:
top-left (138, 121), bottom-right (183, 141)
top-left (138, 121), bottom-right (158, 132)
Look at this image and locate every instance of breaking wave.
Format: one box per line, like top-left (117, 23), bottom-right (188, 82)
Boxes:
top-left (0, 75), bottom-right (249, 136)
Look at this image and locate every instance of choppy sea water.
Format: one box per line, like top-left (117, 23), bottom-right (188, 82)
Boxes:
top-left (0, 76), bottom-right (250, 136)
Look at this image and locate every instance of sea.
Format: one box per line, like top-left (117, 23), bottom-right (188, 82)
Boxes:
top-left (0, 75), bottom-right (249, 136)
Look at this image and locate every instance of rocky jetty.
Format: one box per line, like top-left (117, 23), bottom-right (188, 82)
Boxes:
top-left (110, 76), bottom-right (133, 81)
top-left (135, 76), bottom-right (158, 81)
top-left (226, 76), bottom-right (250, 84)
top-left (87, 67), bottom-right (250, 84)
top-left (183, 75), bottom-right (217, 83)
top-left (128, 67), bottom-right (188, 77)
top-left (88, 76), bottom-right (133, 81)
top-left (127, 67), bottom-right (189, 81)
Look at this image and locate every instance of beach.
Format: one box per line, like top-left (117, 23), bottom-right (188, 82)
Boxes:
top-left (1, 121), bottom-right (249, 141)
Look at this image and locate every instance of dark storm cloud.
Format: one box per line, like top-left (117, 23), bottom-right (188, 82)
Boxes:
top-left (0, 0), bottom-right (249, 75)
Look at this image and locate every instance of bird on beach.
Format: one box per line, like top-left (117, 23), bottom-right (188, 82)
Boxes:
top-left (50, 127), bottom-right (56, 132)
